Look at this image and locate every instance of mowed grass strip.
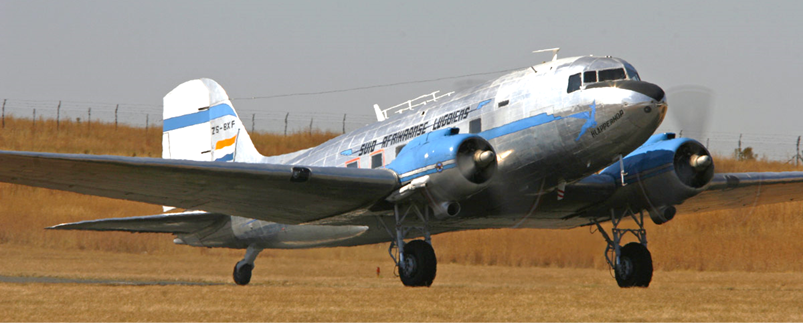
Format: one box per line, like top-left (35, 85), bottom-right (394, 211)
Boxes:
top-left (0, 116), bottom-right (802, 272)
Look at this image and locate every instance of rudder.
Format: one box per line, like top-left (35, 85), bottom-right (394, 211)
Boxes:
top-left (162, 78), bottom-right (264, 163)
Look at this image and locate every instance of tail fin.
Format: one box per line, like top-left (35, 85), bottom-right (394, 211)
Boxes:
top-left (162, 78), bottom-right (264, 163)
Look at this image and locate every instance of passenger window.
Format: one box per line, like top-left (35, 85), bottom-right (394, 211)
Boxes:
top-left (583, 71), bottom-right (597, 83)
top-left (346, 161), bottom-right (358, 168)
top-left (371, 153), bottom-right (383, 169)
top-left (469, 118), bottom-right (482, 134)
top-left (598, 68), bottom-right (626, 82)
top-left (567, 73), bottom-right (581, 93)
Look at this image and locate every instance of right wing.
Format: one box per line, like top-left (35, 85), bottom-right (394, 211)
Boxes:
top-left (0, 150), bottom-right (399, 224)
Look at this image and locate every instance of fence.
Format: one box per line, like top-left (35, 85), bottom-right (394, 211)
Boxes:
top-left (2, 98), bottom-right (802, 163)
top-left (0, 99), bottom-right (377, 135)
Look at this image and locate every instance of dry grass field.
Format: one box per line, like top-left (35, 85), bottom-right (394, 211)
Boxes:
top-left (1, 117), bottom-right (802, 321)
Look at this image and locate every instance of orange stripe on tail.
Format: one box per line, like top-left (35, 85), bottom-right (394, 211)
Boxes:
top-left (215, 135), bottom-right (237, 150)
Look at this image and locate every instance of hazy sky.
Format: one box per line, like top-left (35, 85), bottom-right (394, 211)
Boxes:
top-left (2, 1), bottom-right (802, 157)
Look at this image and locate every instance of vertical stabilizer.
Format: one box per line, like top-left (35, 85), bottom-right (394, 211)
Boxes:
top-left (162, 79), bottom-right (264, 163)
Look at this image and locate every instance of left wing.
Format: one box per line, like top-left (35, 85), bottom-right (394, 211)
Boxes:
top-left (47, 211), bottom-right (228, 233)
top-left (675, 172), bottom-right (803, 213)
top-left (0, 150), bottom-right (399, 224)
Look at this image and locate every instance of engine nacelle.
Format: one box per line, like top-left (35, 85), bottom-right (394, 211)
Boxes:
top-left (387, 128), bottom-right (497, 218)
top-left (600, 133), bottom-right (714, 225)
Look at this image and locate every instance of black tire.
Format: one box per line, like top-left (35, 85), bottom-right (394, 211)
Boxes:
top-left (399, 240), bottom-right (437, 287)
top-left (615, 242), bottom-right (653, 288)
top-left (233, 263), bottom-right (253, 286)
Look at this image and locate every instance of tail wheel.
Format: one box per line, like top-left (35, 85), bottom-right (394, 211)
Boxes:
top-left (400, 240), bottom-right (437, 287)
top-left (615, 242), bottom-right (653, 288)
top-left (233, 263), bottom-right (253, 286)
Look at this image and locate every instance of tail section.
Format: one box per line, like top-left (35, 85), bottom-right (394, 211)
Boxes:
top-left (162, 78), bottom-right (264, 163)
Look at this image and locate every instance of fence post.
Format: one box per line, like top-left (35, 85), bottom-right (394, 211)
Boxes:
top-left (56, 100), bottom-right (61, 131)
top-left (251, 113), bottom-right (255, 133)
top-left (284, 112), bottom-right (289, 136)
top-left (1, 99), bottom-right (5, 129)
top-left (115, 104), bottom-right (119, 130)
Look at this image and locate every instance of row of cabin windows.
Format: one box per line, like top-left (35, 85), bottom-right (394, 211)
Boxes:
top-left (567, 67), bottom-right (637, 93)
top-left (344, 118), bottom-right (483, 169)
top-left (346, 153), bottom-right (384, 169)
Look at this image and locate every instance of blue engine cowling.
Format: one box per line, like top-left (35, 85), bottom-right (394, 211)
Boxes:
top-left (386, 128), bottom-right (497, 217)
top-left (599, 133), bottom-right (715, 224)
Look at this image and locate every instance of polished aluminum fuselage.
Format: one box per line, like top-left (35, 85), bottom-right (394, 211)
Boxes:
top-left (193, 56), bottom-right (668, 248)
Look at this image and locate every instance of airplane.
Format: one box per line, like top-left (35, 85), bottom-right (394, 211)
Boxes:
top-left (2, 50), bottom-right (802, 288)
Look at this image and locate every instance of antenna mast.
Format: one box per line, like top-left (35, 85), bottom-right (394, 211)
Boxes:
top-left (533, 47), bottom-right (561, 62)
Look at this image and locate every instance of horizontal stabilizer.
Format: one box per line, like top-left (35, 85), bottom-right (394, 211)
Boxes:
top-left (47, 211), bottom-right (228, 234)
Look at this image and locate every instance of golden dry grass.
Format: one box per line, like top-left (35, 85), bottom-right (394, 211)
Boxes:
top-left (0, 116), bottom-right (802, 273)
top-left (1, 245), bottom-right (802, 322)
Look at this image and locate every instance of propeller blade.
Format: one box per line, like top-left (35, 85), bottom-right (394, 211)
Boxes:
top-left (666, 86), bottom-right (715, 140)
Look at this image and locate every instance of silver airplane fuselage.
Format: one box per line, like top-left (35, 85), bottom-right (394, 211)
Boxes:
top-left (184, 55), bottom-right (668, 248)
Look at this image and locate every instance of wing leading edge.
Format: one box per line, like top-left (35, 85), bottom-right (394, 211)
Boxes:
top-left (0, 150), bottom-right (399, 224)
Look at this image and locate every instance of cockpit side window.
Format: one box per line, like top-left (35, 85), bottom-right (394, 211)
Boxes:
top-left (583, 71), bottom-right (597, 83)
top-left (598, 68), bottom-right (626, 82)
top-left (567, 73), bottom-right (581, 93)
top-left (625, 64), bottom-right (640, 81)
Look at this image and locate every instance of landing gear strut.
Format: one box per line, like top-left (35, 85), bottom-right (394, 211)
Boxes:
top-left (233, 245), bottom-right (262, 286)
top-left (380, 202), bottom-right (437, 287)
top-left (593, 207), bottom-right (653, 288)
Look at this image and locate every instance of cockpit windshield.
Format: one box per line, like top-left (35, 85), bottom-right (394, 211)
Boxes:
top-left (567, 66), bottom-right (639, 93)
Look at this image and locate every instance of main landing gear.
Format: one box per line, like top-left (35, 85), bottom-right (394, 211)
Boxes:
top-left (380, 202), bottom-right (437, 287)
top-left (233, 245), bottom-right (262, 286)
top-left (593, 207), bottom-right (653, 288)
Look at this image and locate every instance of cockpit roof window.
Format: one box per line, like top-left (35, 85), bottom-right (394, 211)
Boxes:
top-left (598, 68), bottom-right (626, 82)
top-left (567, 73), bottom-right (581, 93)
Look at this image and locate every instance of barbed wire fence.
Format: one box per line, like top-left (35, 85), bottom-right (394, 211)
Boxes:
top-left (2, 98), bottom-right (802, 163)
top-left (0, 98), bottom-right (377, 135)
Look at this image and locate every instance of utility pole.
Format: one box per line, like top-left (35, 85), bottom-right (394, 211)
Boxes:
top-left (342, 113), bottom-right (346, 134)
top-left (88, 108), bottom-right (91, 130)
top-left (56, 101), bottom-right (61, 131)
top-left (738, 134), bottom-right (743, 160)
top-left (251, 113), bottom-right (255, 133)
top-left (1, 99), bottom-right (6, 129)
top-left (32, 109), bottom-right (36, 128)
top-left (284, 112), bottom-right (289, 136)
top-left (797, 136), bottom-right (802, 167)
top-left (706, 138), bottom-right (709, 149)
top-left (309, 118), bottom-right (313, 135)
top-left (115, 104), bottom-right (119, 130)
top-left (146, 114), bottom-right (149, 132)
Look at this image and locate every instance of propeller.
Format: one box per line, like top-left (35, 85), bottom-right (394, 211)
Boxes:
top-left (456, 137), bottom-right (497, 184)
top-left (666, 86), bottom-right (715, 140)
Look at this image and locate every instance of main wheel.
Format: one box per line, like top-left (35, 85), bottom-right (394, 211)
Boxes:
top-left (399, 240), bottom-right (437, 287)
top-left (233, 262), bottom-right (253, 286)
top-left (615, 242), bottom-right (653, 288)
